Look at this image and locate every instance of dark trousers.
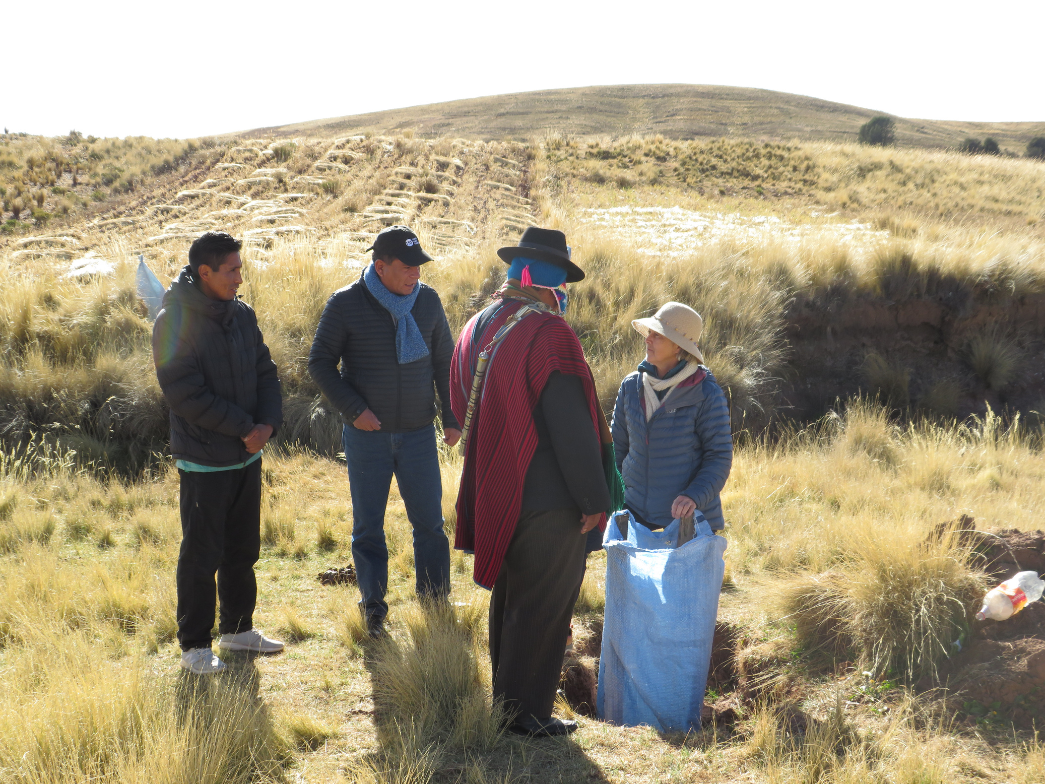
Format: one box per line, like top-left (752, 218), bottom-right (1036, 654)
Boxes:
top-left (176, 460), bottom-right (262, 651)
top-left (490, 508), bottom-right (587, 722)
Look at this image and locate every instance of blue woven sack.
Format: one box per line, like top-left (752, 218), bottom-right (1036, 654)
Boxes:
top-left (596, 510), bottom-right (727, 732)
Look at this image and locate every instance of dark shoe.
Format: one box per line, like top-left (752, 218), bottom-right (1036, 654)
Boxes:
top-left (366, 615), bottom-right (385, 639)
top-left (508, 716), bottom-right (578, 737)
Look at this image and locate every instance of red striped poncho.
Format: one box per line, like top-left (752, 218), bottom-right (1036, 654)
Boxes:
top-left (451, 298), bottom-right (606, 589)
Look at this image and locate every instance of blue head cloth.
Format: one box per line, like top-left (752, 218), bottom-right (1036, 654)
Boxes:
top-left (506, 256), bottom-right (567, 288)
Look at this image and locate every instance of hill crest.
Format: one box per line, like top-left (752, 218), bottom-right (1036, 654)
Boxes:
top-left (247, 84), bottom-right (1045, 151)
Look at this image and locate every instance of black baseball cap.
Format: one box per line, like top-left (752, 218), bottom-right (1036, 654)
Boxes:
top-left (365, 225), bottom-right (433, 266)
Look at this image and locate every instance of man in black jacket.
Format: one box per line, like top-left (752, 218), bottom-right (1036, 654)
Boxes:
top-left (153, 231), bottom-right (284, 675)
top-left (309, 226), bottom-right (460, 637)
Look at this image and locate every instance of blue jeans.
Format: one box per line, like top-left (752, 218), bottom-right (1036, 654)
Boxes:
top-left (342, 423), bottom-right (450, 620)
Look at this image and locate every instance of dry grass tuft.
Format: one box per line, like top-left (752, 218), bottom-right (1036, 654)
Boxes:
top-left (966, 329), bottom-right (1022, 390)
top-left (831, 397), bottom-right (899, 466)
top-left (277, 606), bottom-right (316, 643)
top-left (784, 536), bottom-right (983, 680)
top-left (917, 378), bottom-right (961, 419)
top-left (745, 696), bottom-right (959, 783)
top-left (862, 352), bottom-right (910, 410)
top-left (369, 600), bottom-right (503, 752)
top-left (0, 645), bottom-right (289, 783)
top-left (574, 560), bottom-right (606, 615)
top-left (283, 711), bottom-right (336, 751)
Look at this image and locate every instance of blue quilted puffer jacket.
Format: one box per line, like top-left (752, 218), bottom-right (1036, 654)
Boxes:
top-left (611, 367), bottom-right (733, 530)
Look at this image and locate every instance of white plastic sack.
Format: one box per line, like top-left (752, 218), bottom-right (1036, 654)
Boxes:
top-left (596, 510), bottom-right (727, 732)
top-left (136, 256), bottom-right (166, 321)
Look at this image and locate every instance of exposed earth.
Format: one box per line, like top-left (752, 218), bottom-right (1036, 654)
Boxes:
top-left (559, 519), bottom-right (1045, 732)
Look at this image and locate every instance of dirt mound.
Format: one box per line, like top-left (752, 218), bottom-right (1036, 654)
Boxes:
top-left (560, 656), bottom-right (598, 717)
top-left (925, 515), bottom-right (1045, 579)
top-left (708, 620), bottom-right (742, 692)
top-left (918, 518), bottom-right (1045, 729)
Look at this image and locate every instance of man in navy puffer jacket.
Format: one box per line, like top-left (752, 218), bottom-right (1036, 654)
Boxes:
top-left (611, 302), bottom-right (732, 531)
top-left (153, 231), bottom-right (284, 675)
top-left (308, 226), bottom-right (459, 638)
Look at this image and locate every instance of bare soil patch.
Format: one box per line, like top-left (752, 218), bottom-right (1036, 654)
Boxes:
top-left (919, 519), bottom-right (1045, 729)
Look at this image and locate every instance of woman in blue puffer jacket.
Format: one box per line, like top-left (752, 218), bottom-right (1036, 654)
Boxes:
top-left (612, 301), bottom-right (733, 532)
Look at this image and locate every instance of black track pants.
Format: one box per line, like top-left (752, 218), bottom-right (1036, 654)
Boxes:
top-left (176, 460), bottom-right (262, 651)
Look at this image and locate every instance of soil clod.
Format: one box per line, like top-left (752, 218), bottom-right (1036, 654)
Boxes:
top-left (317, 565), bottom-right (357, 585)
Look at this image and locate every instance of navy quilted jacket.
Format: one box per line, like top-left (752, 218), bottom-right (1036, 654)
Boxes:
top-left (308, 271), bottom-right (459, 433)
top-left (153, 266), bottom-right (283, 467)
top-left (611, 368), bottom-right (733, 530)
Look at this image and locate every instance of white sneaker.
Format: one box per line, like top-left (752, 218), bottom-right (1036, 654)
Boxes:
top-left (217, 629), bottom-right (285, 654)
top-left (180, 647), bottom-right (226, 674)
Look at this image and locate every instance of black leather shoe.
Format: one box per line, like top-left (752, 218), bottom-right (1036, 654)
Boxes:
top-left (366, 616), bottom-right (385, 639)
top-left (508, 716), bottom-right (578, 737)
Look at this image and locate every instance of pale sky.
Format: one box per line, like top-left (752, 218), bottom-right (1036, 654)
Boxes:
top-left (6, 0), bottom-right (1044, 139)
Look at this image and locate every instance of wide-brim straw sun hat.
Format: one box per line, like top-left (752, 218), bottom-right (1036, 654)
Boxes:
top-left (632, 302), bottom-right (705, 364)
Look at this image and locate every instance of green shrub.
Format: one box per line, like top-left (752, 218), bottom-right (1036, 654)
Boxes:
top-left (983, 137), bottom-right (1000, 155)
top-left (1027, 137), bottom-right (1045, 159)
top-left (958, 138), bottom-right (982, 155)
top-left (858, 116), bottom-right (895, 147)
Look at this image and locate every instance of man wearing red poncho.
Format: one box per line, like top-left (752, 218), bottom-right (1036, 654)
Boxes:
top-left (451, 227), bottom-right (610, 737)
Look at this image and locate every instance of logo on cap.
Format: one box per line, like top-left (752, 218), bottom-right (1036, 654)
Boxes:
top-left (405, 238), bottom-right (418, 247)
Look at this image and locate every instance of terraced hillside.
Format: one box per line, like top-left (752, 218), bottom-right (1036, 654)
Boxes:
top-left (3, 127), bottom-right (1045, 474)
top-left (2, 135), bottom-right (536, 272)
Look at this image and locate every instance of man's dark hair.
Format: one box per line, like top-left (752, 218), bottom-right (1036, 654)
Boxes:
top-left (188, 232), bottom-right (242, 275)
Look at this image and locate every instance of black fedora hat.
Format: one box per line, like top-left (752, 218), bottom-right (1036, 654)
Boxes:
top-left (497, 227), bottom-right (585, 283)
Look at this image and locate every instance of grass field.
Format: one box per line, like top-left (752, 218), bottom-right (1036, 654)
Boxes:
top-left (2, 117), bottom-right (1045, 781)
top-left (1, 413), bottom-right (1043, 782)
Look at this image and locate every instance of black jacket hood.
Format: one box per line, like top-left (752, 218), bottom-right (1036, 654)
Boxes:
top-left (163, 265), bottom-right (236, 325)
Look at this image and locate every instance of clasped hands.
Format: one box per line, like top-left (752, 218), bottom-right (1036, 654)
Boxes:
top-left (242, 423), bottom-right (273, 454)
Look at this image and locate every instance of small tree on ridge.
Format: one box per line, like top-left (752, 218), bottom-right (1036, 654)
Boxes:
top-left (859, 116), bottom-right (895, 147)
top-left (958, 138), bottom-right (983, 155)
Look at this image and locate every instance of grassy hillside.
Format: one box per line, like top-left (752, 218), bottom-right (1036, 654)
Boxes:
top-left (2, 126), bottom-right (1045, 782)
top-left (254, 84), bottom-right (1045, 152)
top-left (2, 129), bottom-right (1045, 467)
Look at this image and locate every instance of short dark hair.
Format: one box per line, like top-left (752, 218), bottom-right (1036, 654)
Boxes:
top-left (188, 231), bottom-right (242, 275)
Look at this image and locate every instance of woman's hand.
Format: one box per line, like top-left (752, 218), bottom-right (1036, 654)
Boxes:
top-left (671, 495), bottom-right (697, 520)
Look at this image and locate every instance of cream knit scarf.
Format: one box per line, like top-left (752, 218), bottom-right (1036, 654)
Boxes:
top-left (641, 361), bottom-right (701, 421)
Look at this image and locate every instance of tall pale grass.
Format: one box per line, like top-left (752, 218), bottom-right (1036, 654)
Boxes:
top-left (782, 536), bottom-right (982, 680)
top-left (368, 601), bottom-right (503, 753)
top-left (745, 696), bottom-right (960, 783)
top-left (726, 399), bottom-right (1044, 576)
top-left (0, 642), bottom-right (289, 783)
